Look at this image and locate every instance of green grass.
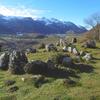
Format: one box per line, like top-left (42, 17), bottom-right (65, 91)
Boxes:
top-left (0, 39), bottom-right (100, 100)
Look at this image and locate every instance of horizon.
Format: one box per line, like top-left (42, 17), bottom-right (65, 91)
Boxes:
top-left (0, 0), bottom-right (100, 27)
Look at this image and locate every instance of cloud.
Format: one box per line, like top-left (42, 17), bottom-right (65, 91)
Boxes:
top-left (0, 5), bottom-right (50, 18)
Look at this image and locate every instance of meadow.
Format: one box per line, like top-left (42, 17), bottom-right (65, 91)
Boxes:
top-left (0, 36), bottom-right (100, 100)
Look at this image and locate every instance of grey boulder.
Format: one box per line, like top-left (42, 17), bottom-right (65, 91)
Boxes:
top-left (0, 52), bottom-right (9, 70)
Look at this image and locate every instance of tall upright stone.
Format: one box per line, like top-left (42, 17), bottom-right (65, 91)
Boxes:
top-left (9, 51), bottom-right (28, 74)
top-left (0, 52), bottom-right (9, 70)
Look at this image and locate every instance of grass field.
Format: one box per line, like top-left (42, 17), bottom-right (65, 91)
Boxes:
top-left (0, 37), bottom-right (100, 100)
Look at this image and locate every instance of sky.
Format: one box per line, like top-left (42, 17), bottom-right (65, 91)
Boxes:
top-left (0, 0), bottom-right (100, 26)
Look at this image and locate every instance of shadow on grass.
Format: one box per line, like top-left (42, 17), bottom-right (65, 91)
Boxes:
top-left (44, 67), bottom-right (80, 79)
top-left (95, 47), bottom-right (100, 50)
top-left (42, 63), bottom-right (94, 79)
top-left (93, 57), bottom-right (100, 60)
top-left (70, 63), bottom-right (94, 73)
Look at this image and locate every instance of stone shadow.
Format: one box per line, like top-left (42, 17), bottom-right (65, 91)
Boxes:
top-left (69, 63), bottom-right (94, 73)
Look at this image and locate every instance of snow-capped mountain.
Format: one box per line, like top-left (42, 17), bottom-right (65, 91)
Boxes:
top-left (0, 14), bottom-right (87, 34)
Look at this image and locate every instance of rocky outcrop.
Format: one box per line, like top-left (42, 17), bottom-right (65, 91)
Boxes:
top-left (0, 52), bottom-right (9, 70)
top-left (8, 51), bottom-right (28, 74)
top-left (24, 60), bottom-right (47, 74)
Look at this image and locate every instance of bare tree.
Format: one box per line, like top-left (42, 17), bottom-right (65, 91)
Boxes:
top-left (84, 12), bottom-right (100, 41)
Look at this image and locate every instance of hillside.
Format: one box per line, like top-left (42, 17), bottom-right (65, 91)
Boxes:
top-left (0, 36), bottom-right (100, 100)
top-left (0, 14), bottom-right (87, 34)
top-left (84, 24), bottom-right (100, 40)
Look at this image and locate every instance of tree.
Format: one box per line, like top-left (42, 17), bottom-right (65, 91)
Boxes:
top-left (84, 12), bottom-right (100, 41)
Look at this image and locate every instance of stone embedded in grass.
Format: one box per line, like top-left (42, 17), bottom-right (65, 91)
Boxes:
top-left (63, 79), bottom-right (76, 87)
top-left (7, 86), bottom-right (19, 93)
top-left (4, 80), bottom-right (16, 86)
top-left (33, 75), bottom-right (47, 88)
top-left (62, 46), bottom-right (67, 52)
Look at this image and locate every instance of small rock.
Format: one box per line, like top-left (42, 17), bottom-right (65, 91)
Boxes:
top-left (73, 48), bottom-right (79, 55)
top-left (83, 53), bottom-right (93, 61)
top-left (33, 75), bottom-right (46, 88)
top-left (8, 86), bottom-right (19, 92)
top-left (80, 51), bottom-right (86, 56)
top-left (4, 80), bottom-right (15, 86)
top-left (62, 46), bottom-right (67, 52)
top-left (63, 79), bottom-right (76, 86)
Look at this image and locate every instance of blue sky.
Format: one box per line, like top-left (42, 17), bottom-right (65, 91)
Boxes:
top-left (0, 0), bottom-right (100, 26)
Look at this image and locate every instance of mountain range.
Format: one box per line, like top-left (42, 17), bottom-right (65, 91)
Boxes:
top-left (0, 14), bottom-right (87, 34)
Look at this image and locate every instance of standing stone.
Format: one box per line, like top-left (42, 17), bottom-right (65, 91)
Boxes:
top-left (68, 47), bottom-right (72, 53)
top-left (9, 51), bottom-right (28, 74)
top-left (60, 38), bottom-right (63, 46)
top-left (63, 46), bottom-right (67, 52)
top-left (0, 52), bottom-right (9, 70)
top-left (73, 48), bottom-right (79, 55)
top-left (80, 51), bottom-right (86, 56)
top-left (56, 42), bottom-right (60, 46)
top-left (71, 38), bottom-right (77, 43)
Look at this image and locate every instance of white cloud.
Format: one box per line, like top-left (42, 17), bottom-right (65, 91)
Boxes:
top-left (0, 5), bottom-right (49, 18)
